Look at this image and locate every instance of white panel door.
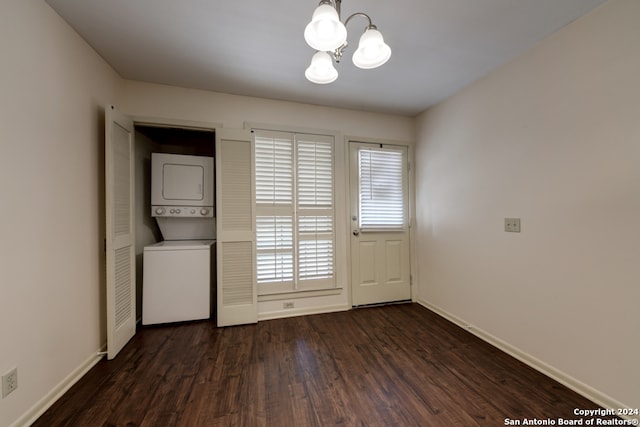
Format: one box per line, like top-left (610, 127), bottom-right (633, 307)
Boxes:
top-left (350, 142), bottom-right (411, 306)
top-left (105, 105), bottom-right (136, 359)
top-left (216, 129), bottom-right (257, 326)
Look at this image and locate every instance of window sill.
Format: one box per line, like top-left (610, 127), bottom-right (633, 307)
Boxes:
top-left (258, 287), bottom-right (344, 302)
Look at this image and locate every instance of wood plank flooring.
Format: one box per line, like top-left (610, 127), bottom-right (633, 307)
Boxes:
top-left (34, 303), bottom-right (614, 426)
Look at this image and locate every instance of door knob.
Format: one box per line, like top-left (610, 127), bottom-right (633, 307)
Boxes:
top-left (352, 230), bottom-right (360, 236)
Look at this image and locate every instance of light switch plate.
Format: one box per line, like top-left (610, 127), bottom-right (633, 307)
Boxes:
top-left (505, 218), bottom-right (521, 233)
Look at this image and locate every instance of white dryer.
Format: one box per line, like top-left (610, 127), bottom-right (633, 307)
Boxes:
top-left (142, 240), bottom-right (215, 325)
top-left (151, 153), bottom-right (215, 241)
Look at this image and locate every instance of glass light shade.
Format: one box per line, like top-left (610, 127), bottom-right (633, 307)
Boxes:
top-left (352, 27), bottom-right (392, 69)
top-left (304, 4), bottom-right (347, 51)
top-left (305, 51), bottom-right (338, 84)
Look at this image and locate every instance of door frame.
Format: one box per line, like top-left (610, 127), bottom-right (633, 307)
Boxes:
top-left (345, 136), bottom-right (416, 307)
top-left (129, 114), bottom-right (222, 320)
top-left (105, 109), bottom-right (222, 358)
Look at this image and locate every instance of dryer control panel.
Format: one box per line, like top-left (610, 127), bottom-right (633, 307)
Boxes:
top-left (152, 206), bottom-right (213, 218)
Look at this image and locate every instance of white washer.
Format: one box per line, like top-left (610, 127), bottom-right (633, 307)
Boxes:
top-left (142, 240), bottom-right (215, 325)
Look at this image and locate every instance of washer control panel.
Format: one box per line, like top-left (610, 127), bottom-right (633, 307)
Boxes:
top-left (151, 205), bottom-right (213, 218)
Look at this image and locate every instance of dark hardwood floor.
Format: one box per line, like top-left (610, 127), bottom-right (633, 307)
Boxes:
top-left (34, 303), bottom-right (613, 426)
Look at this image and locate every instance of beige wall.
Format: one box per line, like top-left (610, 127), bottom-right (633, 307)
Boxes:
top-left (119, 79), bottom-right (415, 141)
top-left (118, 80), bottom-right (416, 318)
top-left (0, 1), bottom-right (121, 426)
top-left (415, 0), bottom-right (639, 410)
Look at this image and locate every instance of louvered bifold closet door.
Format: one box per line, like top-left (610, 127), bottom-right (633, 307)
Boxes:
top-left (216, 129), bottom-right (257, 326)
top-left (105, 105), bottom-right (136, 359)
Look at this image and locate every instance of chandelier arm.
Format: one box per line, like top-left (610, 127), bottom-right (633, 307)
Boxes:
top-left (332, 12), bottom-right (374, 62)
top-left (333, 0), bottom-right (373, 28)
top-left (333, 41), bottom-right (347, 63)
top-left (344, 12), bottom-right (373, 29)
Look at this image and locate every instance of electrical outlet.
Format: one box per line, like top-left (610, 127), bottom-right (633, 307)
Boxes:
top-left (2, 367), bottom-right (18, 398)
top-left (504, 218), bottom-right (521, 233)
top-left (283, 302), bottom-right (294, 309)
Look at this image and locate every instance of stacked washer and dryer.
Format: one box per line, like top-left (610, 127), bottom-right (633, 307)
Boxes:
top-left (142, 153), bottom-right (216, 325)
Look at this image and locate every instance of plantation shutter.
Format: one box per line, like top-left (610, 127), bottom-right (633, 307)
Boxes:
top-left (295, 135), bottom-right (334, 286)
top-left (254, 131), bottom-right (294, 288)
top-left (358, 147), bottom-right (408, 231)
top-left (254, 130), bottom-right (335, 293)
top-left (216, 129), bottom-right (257, 326)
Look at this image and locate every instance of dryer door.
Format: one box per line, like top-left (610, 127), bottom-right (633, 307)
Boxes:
top-left (162, 162), bottom-right (205, 201)
top-left (151, 153), bottom-right (214, 206)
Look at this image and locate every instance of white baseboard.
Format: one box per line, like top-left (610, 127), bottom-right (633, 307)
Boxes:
top-left (258, 303), bottom-right (350, 321)
top-left (11, 347), bottom-right (106, 427)
top-left (416, 298), bottom-right (635, 419)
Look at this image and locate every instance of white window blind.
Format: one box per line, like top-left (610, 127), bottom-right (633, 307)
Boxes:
top-left (358, 148), bottom-right (407, 230)
top-left (296, 138), bottom-right (334, 283)
top-left (255, 130), bottom-right (335, 293)
top-left (256, 216), bottom-right (293, 283)
top-left (297, 139), bottom-right (333, 208)
top-left (255, 134), bottom-right (292, 205)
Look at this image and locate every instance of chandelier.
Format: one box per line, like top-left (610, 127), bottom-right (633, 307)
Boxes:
top-left (304, 0), bottom-right (392, 84)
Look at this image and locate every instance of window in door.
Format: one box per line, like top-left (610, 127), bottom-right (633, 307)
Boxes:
top-left (254, 130), bottom-right (335, 294)
top-left (358, 147), bottom-right (408, 231)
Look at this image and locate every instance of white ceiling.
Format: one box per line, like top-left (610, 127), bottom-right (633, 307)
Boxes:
top-left (45, 0), bottom-right (607, 116)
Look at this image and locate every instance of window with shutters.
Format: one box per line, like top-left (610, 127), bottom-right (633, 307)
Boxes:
top-left (254, 130), bottom-right (335, 294)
